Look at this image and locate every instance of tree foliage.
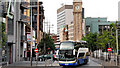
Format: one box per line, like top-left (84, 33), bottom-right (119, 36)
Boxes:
top-left (82, 21), bottom-right (120, 52)
top-left (82, 32), bottom-right (97, 52)
top-left (38, 33), bottom-right (55, 54)
top-left (2, 22), bottom-right (7, 50)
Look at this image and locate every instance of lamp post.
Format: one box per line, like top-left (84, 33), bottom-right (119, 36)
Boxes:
top-left (116, 22), bottom-right (119, 66)
top-left (30, 6), bottom-right (33, 66)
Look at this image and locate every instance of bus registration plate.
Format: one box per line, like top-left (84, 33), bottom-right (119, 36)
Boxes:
top-left (65, 63), bottom-right (68, 65)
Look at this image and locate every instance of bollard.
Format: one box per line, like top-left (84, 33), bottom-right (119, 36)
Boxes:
top-left (50, 59), bottom-right (52, 66)
top-left (7, 62), bottom-right (8, 66)
top-left (117, 55), bottom-right (119, 65)
top-left (45, 60), bottom-right (46, 66)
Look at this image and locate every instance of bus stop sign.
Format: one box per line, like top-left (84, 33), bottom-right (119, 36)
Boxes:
top-left (107, 48), bottom-right (111, 52)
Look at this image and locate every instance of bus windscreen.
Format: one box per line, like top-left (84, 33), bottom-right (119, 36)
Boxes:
top-left (60, 42), bottom-right (74, 50)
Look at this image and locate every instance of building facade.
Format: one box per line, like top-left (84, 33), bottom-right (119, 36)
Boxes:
top-left (59, 27), bottom-right (64, 42)
top-left (50, 34), bottom-right (57, 43)
top-left (68, 23), bottom-right (74, 41)
top-left (2, 0), bottom-right (30, 63)
top-left (3, 0), bottom-right (22, 63)
top-left (85, 17), bottom-right (115, 37)
top-left (2, 0), bottom-right (44, 64)
top-left (57, 5), bottom-right (73, 42)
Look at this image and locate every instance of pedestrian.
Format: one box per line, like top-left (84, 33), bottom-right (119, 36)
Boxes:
top-left (108, 54), bottom-right (111, 61)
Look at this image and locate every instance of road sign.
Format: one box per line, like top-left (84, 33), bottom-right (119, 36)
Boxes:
top-left (107, 48), bottom-right (111, 52)
top-left (34, 48), bottom-right (38, 53)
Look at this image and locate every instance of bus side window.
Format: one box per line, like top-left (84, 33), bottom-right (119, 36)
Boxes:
top-left (75, 52), bottom-right (77, 57)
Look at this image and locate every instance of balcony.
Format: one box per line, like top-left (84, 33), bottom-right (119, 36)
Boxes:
top-left (20, 0), bottom-right (30, 9)
top-left (33, 11), bottom-right (37, 15)
top-left (20, 14), bottom-right (30, 23)
top-left (21, 35), bottom-right (27, 42)
top-left (3, 5), bottom-right (7, 17)
top-left (2, 3), bottom-right (14, 18)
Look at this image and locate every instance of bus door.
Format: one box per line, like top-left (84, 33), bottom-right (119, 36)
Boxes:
top-left (77, 52), bottom-right (85, 64)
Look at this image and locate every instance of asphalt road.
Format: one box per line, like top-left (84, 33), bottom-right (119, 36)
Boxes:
top-left (1, 58), bottom-right (104, 68)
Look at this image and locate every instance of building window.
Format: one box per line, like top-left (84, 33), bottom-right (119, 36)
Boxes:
top-left (86, 26), bottom-right (90, 34)
top-left (71, 21), bottom-right (73, 24)
top-left (98, 20), bottom-right (100, 22)
top-left (8, 19), bottom-right (14, 35)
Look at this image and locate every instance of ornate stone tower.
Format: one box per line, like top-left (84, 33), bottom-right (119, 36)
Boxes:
top-left (73, 0), bottom-right (83, 41)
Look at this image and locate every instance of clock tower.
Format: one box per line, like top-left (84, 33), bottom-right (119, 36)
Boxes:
top-left (73, 0), bottom-right (83, 41)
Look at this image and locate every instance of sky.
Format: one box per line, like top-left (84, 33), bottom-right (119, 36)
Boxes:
top-left (39, 0), bottom-right (120, 34)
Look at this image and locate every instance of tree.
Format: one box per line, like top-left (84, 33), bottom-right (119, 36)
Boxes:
top-left (96, 30), bottom-right (114, 51)
top-left (82, 32), bottom-right (97, 52)
top-left (82, 21), bottom-right (120, 52)
top-left (96, 21), bottom-right (119, 52)
top-left (109, 21), bottom-right (120, 51)
top-left (2, 22), bottom-right (7, 50)
top-left (38, 33), bottom-right (55, 54)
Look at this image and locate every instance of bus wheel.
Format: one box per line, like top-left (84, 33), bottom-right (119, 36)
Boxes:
top-left (84, 59), bottom-right (88, 64)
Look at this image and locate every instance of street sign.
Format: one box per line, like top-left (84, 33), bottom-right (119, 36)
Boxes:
top-left (27, 34), bottom-right (31, 41)
top-left (107, 48), bottom-right (111, 52)
top-left (34, 48), bottom-right (38, 53)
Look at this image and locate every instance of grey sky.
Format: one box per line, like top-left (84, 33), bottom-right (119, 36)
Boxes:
top-left (39, 0), bottom-right (120, 34)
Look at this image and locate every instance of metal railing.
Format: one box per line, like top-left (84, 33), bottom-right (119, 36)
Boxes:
top-left (21, 0), bottom-right (30, 9)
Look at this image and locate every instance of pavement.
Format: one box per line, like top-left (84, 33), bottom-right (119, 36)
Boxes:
top-left (6, 59), bottom-right (59, 66)
top-left (90, 57), bottom-right (116, 66)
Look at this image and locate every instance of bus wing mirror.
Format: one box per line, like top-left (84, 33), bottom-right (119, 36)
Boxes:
top-left (73, 49), bottom-right (75, 55)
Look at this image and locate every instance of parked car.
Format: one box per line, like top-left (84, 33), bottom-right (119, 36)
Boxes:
top-left (44, 54), bottom-right (52, 59)
top-left (38, 54), bottom-right (53, 61)
top-left (38, 55), bottom-right (44, 61)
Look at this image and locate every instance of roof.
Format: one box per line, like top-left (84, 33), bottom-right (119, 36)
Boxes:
top-left (61, 40), bottom-right (87, 43)
top-left (57, 5), bottom-right (73, 13)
